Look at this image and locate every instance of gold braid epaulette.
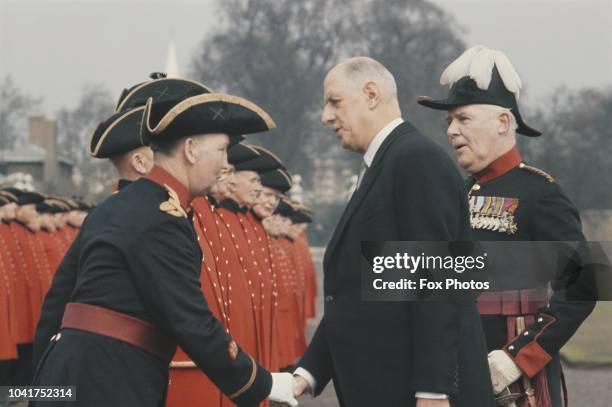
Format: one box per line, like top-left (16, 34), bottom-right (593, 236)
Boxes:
top-left (519, 163), bottom-right (554, 182)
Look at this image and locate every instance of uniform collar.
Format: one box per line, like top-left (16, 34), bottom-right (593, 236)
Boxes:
top-left (363, 117), bottom-right (404, 167)
top-left (474, 145), bottom-right (522, 184)
top-left (220, 198), bottom-right (246, 213)
top-left (146, 165), bottom-right (193, 212)
top-left (112, 178), bottom-right (133, 194)
top-left (206, 194), bottom-right (219, 208)
top-left (249, 209), bottom-right (263, 222)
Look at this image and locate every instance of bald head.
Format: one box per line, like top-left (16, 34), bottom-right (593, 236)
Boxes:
top-left (328, 57), bottom-right (398, 103)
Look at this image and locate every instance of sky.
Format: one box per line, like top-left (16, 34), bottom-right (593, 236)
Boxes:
top-left (1, 0), bottom-right (611, 115)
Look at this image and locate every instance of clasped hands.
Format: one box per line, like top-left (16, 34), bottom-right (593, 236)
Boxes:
top-left (289, 374), bottom-right (451, 407)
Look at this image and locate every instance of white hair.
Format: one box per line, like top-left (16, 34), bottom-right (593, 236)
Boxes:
top-left (339, 57), bottom-right (398, 102)
top-left (483, 104), bottom-right (518, 134)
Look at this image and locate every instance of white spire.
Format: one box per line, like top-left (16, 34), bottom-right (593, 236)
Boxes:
top-left (165, 42), bottom-right (180, 78)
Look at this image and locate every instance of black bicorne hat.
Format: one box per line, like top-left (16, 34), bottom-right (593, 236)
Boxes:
top-left (90, 74), bottom-right (213, 158)
top-left (417, 46), bottom-right (541, 137)
top-left (141, 93), bottom-right (276, 142)
top-left (259, 168), bottom-right (293, 193)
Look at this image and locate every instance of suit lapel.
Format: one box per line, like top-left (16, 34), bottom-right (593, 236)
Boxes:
top-left (324, 122), bottom-right (416, 269)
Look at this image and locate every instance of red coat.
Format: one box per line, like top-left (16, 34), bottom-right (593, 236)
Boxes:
top-left (166, 197), bottom-right (261, 407)
top-left (167, 200), bottom-right (226, 407)
top-left (295, 232), bottom-right (317, 320)
top-left (279, 237), bottom-right (307, 358)
top-left (246, 211), bottom-right (279, 371)
top-left (1, 223), bottom-right (36, 342)
top-left (0, 228), bottom-right (17, 360)
top-left (216, 203), bottom-right (266, 364)
top-left (267, 236), bottom-right (299, 367)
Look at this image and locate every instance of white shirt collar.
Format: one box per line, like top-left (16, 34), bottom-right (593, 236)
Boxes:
top-left (363, 117), bottom-right (404, 167)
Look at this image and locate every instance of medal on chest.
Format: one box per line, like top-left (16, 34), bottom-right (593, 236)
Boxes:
top-left (469, 194), bottom-right (519, 235)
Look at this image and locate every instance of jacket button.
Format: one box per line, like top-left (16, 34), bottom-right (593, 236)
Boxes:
top-left (325, 295), bottom-right (334, 303)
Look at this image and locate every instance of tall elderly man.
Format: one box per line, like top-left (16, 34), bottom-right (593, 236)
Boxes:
top-left (294, 57), bottom-right (492, 407)
top-left (418, 46), bottom-right (596, 406)
top-left (30, 93), bottom-right (297, 407)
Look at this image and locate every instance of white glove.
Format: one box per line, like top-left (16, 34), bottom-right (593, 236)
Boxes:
top-left (268, 372), bottom-right (298, 406)
top-left (488, 350), bottom-right (523, 394)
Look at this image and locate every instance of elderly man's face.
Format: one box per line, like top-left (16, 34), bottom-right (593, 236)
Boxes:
top-left (321, 70), bottom-right (370, 153)
top-left (1, 202), bottom-right (17, 221)
top-left (233, 170), bottom-right (262, 207)
top-left (210, 166), bottom-right (235, 198)
top-left (446, 104), bottom-right (503, 174)
top-left (16, 204), bottom-right (41, 230)
top-left (54, 213), bottom-right (67, 228)
top-left (40, 213), bottom-right (57, 232)
top-left (253, 186), bottom-right (280, 218)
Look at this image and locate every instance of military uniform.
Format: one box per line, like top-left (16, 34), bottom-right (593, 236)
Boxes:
top-left (33, 90), bottom-right (281, 406)
top-left (32, 166), bottom-right (272, 407)
top-left (418, 46), bottom-right (596, 407)
top-left (467, 147), bottom-right (595, 406)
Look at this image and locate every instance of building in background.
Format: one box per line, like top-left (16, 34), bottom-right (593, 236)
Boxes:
top-left (0, 114), bottom-right (74, 194)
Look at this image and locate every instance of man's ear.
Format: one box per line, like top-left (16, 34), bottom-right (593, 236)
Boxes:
top-left (131, 152), bottom-right (147, 175)
top-left (363, 81), bottom-right (381, 109)
top-left (184, 138), bottom-right (198, 165)
top-left (226, 180), bottom-right (237, 194)
top-left (498, 112), bottom-right (511, 136)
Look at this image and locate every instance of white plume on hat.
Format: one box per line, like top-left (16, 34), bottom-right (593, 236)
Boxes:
top-left (440, 46), bottom-right (523, 100)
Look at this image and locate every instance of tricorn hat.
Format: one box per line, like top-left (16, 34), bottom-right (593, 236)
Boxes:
top-left (289, 208), bottom-right (313, 224)
top-left (260, 168), bottom-right (293, 193)
top-left (17, 191), bottom-right (46, 206)
top-left (274, 198), bottom-right (296, 217)
top-left (113, 73), bottom-right (213, 113)
top-left (234, 145), bottom-right (285, 173)
top-left (228, 143), bottom-right (260, 166)
top-left (141, 93), bottom-right (276, 142)
top-left (0, 188), bottom-right (21, 202)
top-left (89, 74), bottom-right (212, 158)
top-left (417, 46), bottom-right (541, 137)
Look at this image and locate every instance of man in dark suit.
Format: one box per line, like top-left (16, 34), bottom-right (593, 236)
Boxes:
top-left (293, 57), bottom-right (493, 407)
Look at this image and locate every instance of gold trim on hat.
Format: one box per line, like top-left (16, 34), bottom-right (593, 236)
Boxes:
top-left (237, 143), bottom-right (261, 156)
top-left (89, 106), bottom-right (146, 158)
top-left (0, 191), bottom-right (17, 201)
top-left (143, 93), bottom-right (277, 136)
top-left (114, 78), bottom-right (213, 113)
top-left (277, 169), bottom-right (293, 187)
top-left (251, 145), bottom-right (283, 166)
top-left (44, 198), bottom-right (71, 210)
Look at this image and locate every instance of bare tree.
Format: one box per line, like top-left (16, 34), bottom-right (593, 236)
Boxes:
top-left (55, 83), bottom-right (114, 164)
top-left (350, 0), bottom-right (466, 147)
top-left (0, 75), bottom-right (41, 149)
top-left (520, 87), bottom-right (612, 210)
top-left (191, 0), bottom-right (356, 179)
top-left (55, 84), bottom-right (116, 201)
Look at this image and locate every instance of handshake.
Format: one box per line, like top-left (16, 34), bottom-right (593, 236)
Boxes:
top-left (267, 373), bottom-right (310, 406)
